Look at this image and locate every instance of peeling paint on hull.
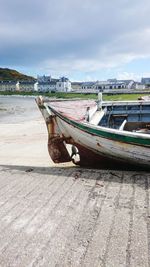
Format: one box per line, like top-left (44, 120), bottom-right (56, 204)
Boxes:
top-left (71, 143), bottom-right (149, 170)
top-left (36, 97), bottom-right (150, 170)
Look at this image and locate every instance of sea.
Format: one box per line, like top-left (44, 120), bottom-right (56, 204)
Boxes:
top-left (0, 96), bottom-right (40, 123)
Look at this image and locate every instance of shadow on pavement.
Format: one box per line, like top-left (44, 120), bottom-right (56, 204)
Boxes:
top-left (0, 164), bottom-right (150, 189)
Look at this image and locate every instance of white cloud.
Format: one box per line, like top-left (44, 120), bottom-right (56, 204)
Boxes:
top-left (0, 0), bottom-right (150, 77)
top-left (117, 71), bottom-right (150, 82)
top-left (117, 72), bottom-right (141, 81)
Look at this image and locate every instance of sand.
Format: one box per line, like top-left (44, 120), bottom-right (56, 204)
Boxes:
top-left (0, 96), bottom-right (53, 167)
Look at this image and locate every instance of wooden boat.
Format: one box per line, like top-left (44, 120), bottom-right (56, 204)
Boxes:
top-left (36, 94), bottom-right (150, 170)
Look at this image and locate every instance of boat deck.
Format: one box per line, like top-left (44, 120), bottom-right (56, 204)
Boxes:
top-left (0, 165), bottom-right (149, 267)
top-left (48, 99), bottom-right (96, 121)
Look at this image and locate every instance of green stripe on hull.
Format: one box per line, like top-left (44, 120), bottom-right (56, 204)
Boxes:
top-left (72, 120), bottom-right (150, 146)
top-left (50, 107), bottom-right (150, 147)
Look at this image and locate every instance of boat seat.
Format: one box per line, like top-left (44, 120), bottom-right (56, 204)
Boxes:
top-left (90, 107), bottom-right (107, 125)
top-left (119, 120), bottom-right (127, 131)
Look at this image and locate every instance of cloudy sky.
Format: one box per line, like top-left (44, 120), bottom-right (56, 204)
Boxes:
top-left (0, 0), bottom-right (150, 81)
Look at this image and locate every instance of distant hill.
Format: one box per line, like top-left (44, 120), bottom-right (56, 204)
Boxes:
top-left (0, 68), bottom-right (36, 81)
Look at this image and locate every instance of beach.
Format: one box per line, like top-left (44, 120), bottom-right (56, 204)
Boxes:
top-left (0, 96), bottom-right (150, 267)
top-left (0, 96), bottom-right (52, 167)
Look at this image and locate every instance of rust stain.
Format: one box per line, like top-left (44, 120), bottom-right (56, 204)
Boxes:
top-left (46, 116), bottom-right (56, 137)
top-left (48, 136), bottom-right (71, 163)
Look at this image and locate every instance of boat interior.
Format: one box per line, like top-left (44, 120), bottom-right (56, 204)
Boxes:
top-left (91, 102), bottom-right (150, 134)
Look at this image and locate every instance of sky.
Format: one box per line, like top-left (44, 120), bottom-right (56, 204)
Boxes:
top-left (0, 0), bottom-right (150, 81)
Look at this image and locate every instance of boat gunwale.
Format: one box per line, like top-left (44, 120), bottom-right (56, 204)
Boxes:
top-left (46, 103), bottom-right (150, 147)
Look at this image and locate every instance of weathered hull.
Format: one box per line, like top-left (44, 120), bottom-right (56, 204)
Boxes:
top-left (36, 97), bottom-right (150, 170)
top-left (55, 115), bottom-right (150, 170)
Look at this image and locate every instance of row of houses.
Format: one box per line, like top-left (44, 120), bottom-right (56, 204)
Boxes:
top-left (0, 77), bottom-right (72, 92)
top-left (0, 76), bottom-right (150, 93)
top-left (81, 79), bottom-right (146, 91)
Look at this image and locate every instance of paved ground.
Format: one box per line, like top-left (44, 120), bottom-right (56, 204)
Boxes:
top-left (0, 166), bottom-right (150, 267)
top-left (0, 96), bottom-right (150, 267)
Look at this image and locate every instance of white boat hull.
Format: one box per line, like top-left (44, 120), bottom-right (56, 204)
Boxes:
top-left (56, 116), bottom-right (150, 169)
top-left (36, 97), bottom-right (150, 170)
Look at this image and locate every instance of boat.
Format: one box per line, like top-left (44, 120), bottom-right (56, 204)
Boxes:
top-left (36, 94), bottom-right (150, 170)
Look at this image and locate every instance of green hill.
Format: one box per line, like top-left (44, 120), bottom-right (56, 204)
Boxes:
top-left (0, 68), bottom-right (36, 81)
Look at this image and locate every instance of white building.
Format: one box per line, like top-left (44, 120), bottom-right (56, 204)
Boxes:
top-left (141, 78), bottom-right (150, 86)
top-left (36, 81), bottom-right (56, 92)
top-left (118, 80), bottom-right (134, 89)
top-left (94, 81), bottom-right (126, 90)
top-left (0, 81), bottom-right (17, 91)
top-left (19, 81), bottom-right (35, 91)
top-left (56, 77), bottom-right (72, 92)
top-left (133, 82), bottom-right (146, 90)
top-left (81, 79), bottom-right (135, 92)
top-left (81, 82), bottom-right (95, 90)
